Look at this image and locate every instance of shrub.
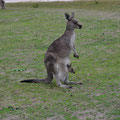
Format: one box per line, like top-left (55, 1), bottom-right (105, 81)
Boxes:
top-left (32, 3), bottom-right (39, 8)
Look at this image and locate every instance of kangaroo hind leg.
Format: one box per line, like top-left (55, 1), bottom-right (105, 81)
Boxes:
top-left (64, 65), bottom-right (82, 85)
top-left (54, 73), bottom-right (72, 89)
top-left (63, 76), bottom-right (82, 85)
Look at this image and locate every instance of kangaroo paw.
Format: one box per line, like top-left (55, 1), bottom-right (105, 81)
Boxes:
top-left (74, 53), bottom-right (79, 58)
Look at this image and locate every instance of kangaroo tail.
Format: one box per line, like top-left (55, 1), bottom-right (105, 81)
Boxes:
top-left (21, 71), bottom-right (53, 84)
top-left (21, 78), bottom-right (48, 83)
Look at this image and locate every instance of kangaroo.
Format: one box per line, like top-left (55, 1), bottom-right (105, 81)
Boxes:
top-left (0, 0), bottom-right (5, 9)
top-left (67, 64), bottom-right (75, 74)
top-left (21, 13), bottom-right (82, 88)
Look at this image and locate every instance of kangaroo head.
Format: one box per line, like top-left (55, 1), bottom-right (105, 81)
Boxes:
top-left (67, 64), bottom-right (75, 74)
top-left (65, 13), bottom-right (82, 31)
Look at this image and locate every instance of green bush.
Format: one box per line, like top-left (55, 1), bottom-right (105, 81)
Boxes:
top-left (32, 3), bottom-right (39, 8)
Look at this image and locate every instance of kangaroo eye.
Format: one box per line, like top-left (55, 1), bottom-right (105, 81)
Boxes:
top-left (74, 21), bottom-right (77, 24)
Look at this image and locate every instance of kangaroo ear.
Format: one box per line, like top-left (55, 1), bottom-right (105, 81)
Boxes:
top-left (64, 13), bottom-right (70, 21)
top-left (70, 13), bottom-right (75, 20)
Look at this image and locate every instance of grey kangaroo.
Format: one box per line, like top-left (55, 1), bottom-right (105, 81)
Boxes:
top-left (21, 13), bottom-right (82, 88)
top-left (0, 0), bottom-right (5, 9)
top-left (67, 64), bottom-right (75, 74)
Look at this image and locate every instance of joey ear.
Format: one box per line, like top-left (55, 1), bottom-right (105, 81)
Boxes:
top-left (67, 64), bottom-right (70, 68)
top-left (64, 13), bottom-right (70, 21)
top-left (70, 13), bottom-right (75, 20)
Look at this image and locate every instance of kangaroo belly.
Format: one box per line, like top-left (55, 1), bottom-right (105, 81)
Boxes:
top-left (54, 57), bottom-right (70, 74)
top-left (63, 57), bottom-right (70, 65)
top-left (54, 62), bottom-right (67, 80)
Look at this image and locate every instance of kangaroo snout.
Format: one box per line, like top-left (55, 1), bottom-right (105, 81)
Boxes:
top-left (72, 70), bottom-right (75, 74)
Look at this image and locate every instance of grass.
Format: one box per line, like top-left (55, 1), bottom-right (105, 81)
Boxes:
top-left (6, 0), bottom-right (120, 12)
top-left (0, 0), bottom-right (120, 120)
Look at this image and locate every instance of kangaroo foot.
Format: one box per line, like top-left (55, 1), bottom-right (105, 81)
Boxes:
top-left (64, 81), bottom-right (82, 85)
top-left (59, 84), bottom-right (72, 89)
top-left (75, 82), bottom-right (83, 85)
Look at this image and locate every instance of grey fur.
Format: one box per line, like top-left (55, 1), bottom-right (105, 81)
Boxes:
top-left (21, 13), bottom-right (82, 88)
top-left (0, 0), bottom-right (5, 9)
top-left (67, 64), bottom-right (75, 74)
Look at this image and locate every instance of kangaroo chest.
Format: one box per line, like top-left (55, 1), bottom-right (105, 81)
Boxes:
top-left (70, 33), bottom-right (75, 48)
top-left (70, 32), bottom-right (76, 46)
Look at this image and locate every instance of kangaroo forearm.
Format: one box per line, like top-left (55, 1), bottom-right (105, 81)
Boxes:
top-left (72, 45), bottom-right (79, 58)
top-left (72, 44), bottom-right (77, 54)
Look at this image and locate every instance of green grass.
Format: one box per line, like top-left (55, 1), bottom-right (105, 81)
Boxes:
top-left (6, 0), bottom-right (120, 12)
top-left (0, 1), bottom-right (120, 120)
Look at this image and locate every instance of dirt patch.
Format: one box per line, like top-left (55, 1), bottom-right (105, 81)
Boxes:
top-left (24, 69), bottom-right (35, 74)
top-left (72, 109), bottom-right (106, 120)
top-left (2, 115), bottom-right (20, 120)
top-left (47, 114), bottom-right (64, 120)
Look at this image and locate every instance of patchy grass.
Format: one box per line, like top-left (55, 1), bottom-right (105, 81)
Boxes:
top-left (0, 1), bottom-right (120, 120)
top-left (6, 0), bottom-right (120, 12)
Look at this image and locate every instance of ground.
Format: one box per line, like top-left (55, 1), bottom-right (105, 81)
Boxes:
top-left (0, 0), bottom-right (120, 120)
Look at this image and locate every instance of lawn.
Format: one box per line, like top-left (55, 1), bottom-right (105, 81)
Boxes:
top-left (0, 0), bottom-right (120, 120)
